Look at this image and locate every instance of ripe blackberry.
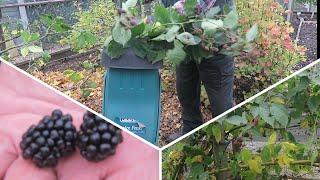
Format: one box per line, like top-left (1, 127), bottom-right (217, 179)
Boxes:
top-left (77, 111), bottom-right (123, 162)
top-left (20, 109), bottom-right (77, 167)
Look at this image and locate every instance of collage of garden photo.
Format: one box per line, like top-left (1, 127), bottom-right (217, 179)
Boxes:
top-left (0, 0), bottom-right (318, 179)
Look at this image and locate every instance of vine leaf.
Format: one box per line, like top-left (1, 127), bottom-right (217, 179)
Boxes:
top-left (106, 40), bottom-right (124, 59)
top-left (201, 19), bottom-right (223, 31)
top-left (177, 32), bottom-right (201, 45)
top-left (152, 25), bottom-right (180, 42)
top-left (247, 157), bottom-right (262, 174)
top-left (166, 40), bottom-right (186, 65)
top-left (185, 0), bottom-right (197, 17)
top-left (122, 0), bottom-right (138, 11)
top-left (21, 47), bottom-right (29, 57)
top-left (28, 45), bottom-right (43, 53)
top-left (211, 125), bottom-right (222, 143)
top-left (205, 6), bottom-right (221, 18)
top-left (223, 10), bottom-right (238, 29)
top-left (270, 103), bottom-right (289, 128)
top-left (268, 132), bottom-right (277, 145)
top-left (251, 104), bottom-right (275, 127)
top-left (226, 115), bottom-right (247, 126)
top-left (154, 5), bottom-right (171, 24)
top-left (112, 22), bottom-right (131, 46)
top-left (311, 150), bottom-right (318, 166)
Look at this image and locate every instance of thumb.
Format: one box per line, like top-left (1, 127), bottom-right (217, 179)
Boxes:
top-left (0, 133), bottom-right (17, 179)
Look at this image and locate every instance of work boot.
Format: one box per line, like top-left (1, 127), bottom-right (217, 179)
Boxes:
top-left (166, 130), bottom-right (184, 143)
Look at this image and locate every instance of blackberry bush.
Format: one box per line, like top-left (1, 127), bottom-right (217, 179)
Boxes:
top-left (77, 111), bottom-right (123, 162)
top-left (20, 109), bottom-right (77, 168)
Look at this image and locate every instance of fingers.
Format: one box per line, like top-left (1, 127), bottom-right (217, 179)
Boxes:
top-left (0, 133), bottom-right (17, 179)
top-left (4, 156), bottom-right (56, 180)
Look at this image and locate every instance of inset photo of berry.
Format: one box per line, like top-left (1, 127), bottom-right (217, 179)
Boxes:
top-left (0, 62), bottom-right (159, 179)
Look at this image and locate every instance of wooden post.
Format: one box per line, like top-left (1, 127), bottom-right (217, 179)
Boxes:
top-left (287, 0), bottom-right (293, 22)
top-left (17, 0), bottom-right (29, 29)
top-left (0, 8), bottom-right (6, 51)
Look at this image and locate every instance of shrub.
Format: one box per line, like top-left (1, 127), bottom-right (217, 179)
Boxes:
top-left (235, 0), bottom-right (306, 84)
top-left (60, 0), bottom-right (117, 52)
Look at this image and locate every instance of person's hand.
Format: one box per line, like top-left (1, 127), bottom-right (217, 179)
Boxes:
top-left (0, 63), bottom-right (159, 180)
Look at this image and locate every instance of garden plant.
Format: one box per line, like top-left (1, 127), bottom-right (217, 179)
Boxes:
top-left (163, 65), bottom-right (320, 179)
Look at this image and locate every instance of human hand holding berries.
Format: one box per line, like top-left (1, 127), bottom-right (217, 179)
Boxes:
top-left (0, 63), bottom-right (159, 180)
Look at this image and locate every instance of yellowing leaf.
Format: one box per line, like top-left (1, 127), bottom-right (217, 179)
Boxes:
top-left (282, 142), bottom-right (298, 152)
top-left (277, 154), bottom-right (293, 167)
top-left (20, 47), bottom-right (29, 57)
top-left (247, 156), bottom-right (262, 174)
top-left (191, 155), bottom-right (203, 163)
top-left (268, 132), bottom-right (277, 145)
top-left (270, 96), bottom-right (285, 104)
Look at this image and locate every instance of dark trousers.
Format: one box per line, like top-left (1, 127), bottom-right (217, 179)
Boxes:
top-left (176, 55), bottom-right (234, 133)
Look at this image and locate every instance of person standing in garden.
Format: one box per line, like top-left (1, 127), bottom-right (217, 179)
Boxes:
top-left (164, 0), bottom-right (236, 141)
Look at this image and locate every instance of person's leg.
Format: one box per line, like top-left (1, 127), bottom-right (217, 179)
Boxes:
top-left (199, 55), bottom-right (234, 118)
top-left (176, 59), bottom-right (203, 133)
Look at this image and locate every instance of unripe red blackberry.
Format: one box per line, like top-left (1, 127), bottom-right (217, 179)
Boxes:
top-left (20, 109), bottom-right (77, 168)
top-left (77, 111), bottom-right (123, 162)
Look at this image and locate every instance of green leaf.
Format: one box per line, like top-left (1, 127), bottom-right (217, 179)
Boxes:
top-left (212, 30), bottom-right (228, 45)
top-left (131, 23), bottom-right (145, 37)
top-left (166, 40), bottom-right (186, 65)
top-left (177, 32), bottom-right (201, 45)
top-left (270, 103), bottom-right (289, 128)
top-left (261, 146), bottom-right (272, 161)
top-left (223, 10), bottom-right (238, 29)
top-left (165, 25), bottom-right (180, 42)
top-left (246, 24), bottom-right (258, 42)
top-left (52, 17), bottom-right (71, 32)
top-left (185, 0), bottom-right (197, 17)
top-left (106, 40), bottom-right (124, 59)
top-left (154, 5), bottom-right (171, 24)
top-left (201, 19), bottom-right (223, 31)
top-left (189, 164), bottom-right (205, 179)
top-left (225, 115), bottom-right (247, 126)
top-left (63, 69), bottom-right (75, 75)
top-left (251, 103), bottom-right (275, 127)
top-left (205, 6), bottom-right (221, 18)
top-left (122, 0), bottom-right (138, 11)
top-left (70, 72), bottom-right (83, 83)
top-left (152, 25), bottom-right (180, 42)
top-left (112, 22), bottom-right (131, 46)
top-left (76, 31), bottom-right (97, 49)
top-left (87, 81), bottom-right (97, 88)
top-left (81, 88), bottom-right (91, 98)
top-left (268, 132), bottom-right (277, 145)
top-left (168, 8), bottom-right (185, 23)
top-left (82, 60), bottom-right (94, 69)
top-left (307, 95), bottom-right (320, 113)
top-left (131, 41), bottom-right (147, 59)
top-left (240, 149), bottom-right (252, 163)
top-left (247, 157), bottom-right (262, 174)
top-left (28, 45), bottom-right (43, 53)
top-left (211, 125), bottom-right (222, 143)
top-left (20, 47), bottom-right (29, 57)
top-left (310, 150), bottom-right (318, 166)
